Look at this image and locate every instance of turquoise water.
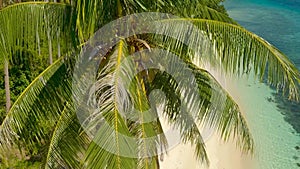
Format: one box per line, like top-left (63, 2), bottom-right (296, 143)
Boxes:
top-left (223, 0), bottom-right (300, 169)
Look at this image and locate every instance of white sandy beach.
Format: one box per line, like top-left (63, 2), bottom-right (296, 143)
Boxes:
top-left (159, 64), bottom-right (256, 169)
top-left (159, 132), bottom-right (255, 169)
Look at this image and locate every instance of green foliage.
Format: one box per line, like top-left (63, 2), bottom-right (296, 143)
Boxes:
top-left (0, 2), bottom-right (73, 166)
top-left (0, 0), bottom-right (299, 169)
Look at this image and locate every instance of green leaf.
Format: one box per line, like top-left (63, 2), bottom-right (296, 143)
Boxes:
top-left (0, 56), bottom-right (73, 151)
top-left (0, 2), bottom-right (72, 64)
top-left (153, 18), bottom-right (300, 101)
top-left (45, 103), bottom-right (89, 169)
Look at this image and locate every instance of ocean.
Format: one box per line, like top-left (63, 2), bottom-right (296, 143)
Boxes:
top-left (223, 0), bottom-right (300, 168)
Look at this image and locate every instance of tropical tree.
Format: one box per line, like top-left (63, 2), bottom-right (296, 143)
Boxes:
top-left (0, 0), bottom-right (299, 169)
top-left (0, 0), bottom-right (10, 114)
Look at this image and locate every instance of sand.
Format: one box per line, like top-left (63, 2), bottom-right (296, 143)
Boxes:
top-left (159, 63), bottom-right (256, 169)
top-left (159, 132), bottom-right (255, 169)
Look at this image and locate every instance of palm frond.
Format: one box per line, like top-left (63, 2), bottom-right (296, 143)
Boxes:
top-left (1, 1), bottom-right (297, 168)
top-left (0, 2), bottom-right (72, 64)
top-left (143, 47), bottom-right (253, 157)
top-left (150, 61), bottom-right (253, 162)
top-left (133, 48), bottom-right (209, 164)
top-left (78, 41), bottom-right (139, 169)
top-left (189, 64), bottom-right (253, 153)
top-left (0, 56), bottom-right (73, 151)
top-left (120, 0), bottom-right (234, 24)
top-left (152, 18), bottom-right (300, 101)
top-left (73, 0), bottom-right (234, 44)
top-left (127, 76), bottom-right (165, 169)
top-left (45, 102), bottom-right (89, 169)
top-left (159, 0), bottom-right (236, 24)
top-left (151, 71), bottom-right (211, 164)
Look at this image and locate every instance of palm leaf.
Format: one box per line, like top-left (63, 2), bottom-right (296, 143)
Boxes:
top-left (127, 76), bottom-right (164, 169)
top-left (1, 1), bottom-right (298, 168)
top-left (158, 0), bottom-right (236, 24)
top-left (135, 49), bottom-right (210, 164)
top-left (189, 65), bottom-right (253, 153)
top-left (80, 40), bottom-right (138, 169)
top-left (73, 0), bottom-right (235, 44)
top-left (45, 102), bottom-right (89, 169)
top-left (152, 18), bottom-right (300, 101)
top-left (0, 54), bottom-right (84, 168)
top-left (150, 62), bottom-right (253, 164)
top-left (0, 2), bottom-right (72, 64)
top-left (0, 56), bottom-right (73, 150)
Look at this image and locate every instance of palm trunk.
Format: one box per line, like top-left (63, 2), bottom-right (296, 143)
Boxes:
top-left (37, 30), bottom-right (41, 56)
top-left (47, 29), bottom-right (53, 64)
top-left (4, 59), bottom-right (11, 113)
top-left (0, 0), bottom-right (2, 9)
top-left (57, 30), bottom-right (61, 58)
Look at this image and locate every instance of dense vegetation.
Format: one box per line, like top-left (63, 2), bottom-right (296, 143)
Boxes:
top-left (0, 0), bottom-right (299, 168)
top-left (0, 0), bottom-right (226, 125)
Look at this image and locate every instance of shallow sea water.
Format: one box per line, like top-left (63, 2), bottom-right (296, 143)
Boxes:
top-left (223, 0), bottom-right (300, 169)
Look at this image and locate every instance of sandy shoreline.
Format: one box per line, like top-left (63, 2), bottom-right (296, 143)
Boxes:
top-left (159, 64), bottom-right (256, 169)
top-left (159, 132), bottom-right (255, 169)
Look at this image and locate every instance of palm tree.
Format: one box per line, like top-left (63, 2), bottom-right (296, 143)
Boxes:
top-left (0, 0), bottom-right (10, 114)
top-left (3, 59), bottom-right (10, 113)
top-left (0, 0), bottom-right (299, 168)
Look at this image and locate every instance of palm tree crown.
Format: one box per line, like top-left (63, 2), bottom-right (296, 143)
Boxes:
top-left (0, 0), bottom-right (299, 168)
